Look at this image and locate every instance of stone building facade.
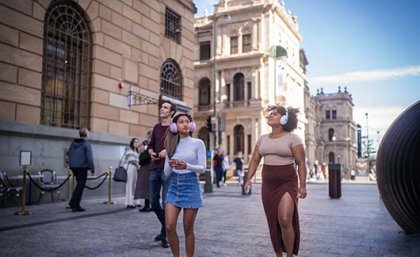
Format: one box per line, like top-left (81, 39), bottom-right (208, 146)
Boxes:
top-left (193, 0), bottom-right (307, 163)
top-left (304, 86), bottom-right (357, 177)
top-left (0, 0), bottom-right (196, 197)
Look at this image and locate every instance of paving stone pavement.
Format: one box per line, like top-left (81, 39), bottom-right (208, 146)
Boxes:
top-left (0, 183), bottom-right (419, 257)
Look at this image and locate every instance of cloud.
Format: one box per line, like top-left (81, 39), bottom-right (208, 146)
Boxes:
top-left (310, 66), bottom-right (420, 86)
top-left (353, 106), bottom-right (405, 146)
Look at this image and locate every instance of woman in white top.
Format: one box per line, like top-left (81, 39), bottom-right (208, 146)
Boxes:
top-left (123, 138), bottom-right (141, 208)
top-left (164, 113), bottom-right (206, 257)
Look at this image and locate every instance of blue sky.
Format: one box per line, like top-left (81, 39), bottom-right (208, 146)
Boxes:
top-left (194, 0), bottom-right (420, 148)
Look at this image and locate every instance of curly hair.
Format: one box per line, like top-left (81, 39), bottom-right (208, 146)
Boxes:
top-left (266, 105), bottom-right (300, 132)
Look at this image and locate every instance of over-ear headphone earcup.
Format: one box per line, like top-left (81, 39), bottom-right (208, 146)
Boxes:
top-left (169, 123), bottom-right (177, 133)
top-left (189, 121), bottom-right (196, 132)
top-left (280, 111), bottom-right (289, 125)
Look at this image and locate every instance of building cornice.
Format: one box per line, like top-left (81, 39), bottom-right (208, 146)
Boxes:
top-left (270, 5), bottom-right (302, 41)
top-left (194, 52), bottom-right (264, 68)
top-left (173, 0), bottom-right (197, 14)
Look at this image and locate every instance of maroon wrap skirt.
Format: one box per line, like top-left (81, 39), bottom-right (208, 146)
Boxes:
top-left (261, 164), bottom-right (300, 255)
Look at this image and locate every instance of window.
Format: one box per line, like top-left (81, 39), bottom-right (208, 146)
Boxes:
top-left (233, 73), bottom-right (244, 101)
top-left (332, 110), bottom-right (337, 119)
top-left (230, 36), bottom-right (238, 54)
top-left (247, 81), bottom-right (252, 100)
top-left (198, 127), bottom-right (210, 150)
top-left (199, 41), bottom-right (211, 60)
top-left (247, 134), bottom-right (252, 154)
top-left (165, 8), bottom-right (181, 43)
top-left (242, 34), bottom-right (252, 52)
top-left (234, 125), bottom-right (244, 154)
top-left (227, 135), bottom-right (230, 155)
top-left (198, 78), bottom-right (211, 106)
top-left (160, 59), bottom-right (182, 99)
top-left (226, 83), bottom-right (231, 103)
top-left (325, 110), bottom-right (331, 119)
top-left (41, 0), bottom-right (91, 129)
top-left (329, 152), bottom-right (335, 164)
top-left (328, 128), bottom-right (335, 141)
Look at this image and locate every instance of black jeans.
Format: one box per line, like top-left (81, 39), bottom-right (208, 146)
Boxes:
top-left (69, 168), bottom-right (88, 208)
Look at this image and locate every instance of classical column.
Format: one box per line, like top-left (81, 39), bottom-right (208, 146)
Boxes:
top-left (252, 18), bottom-right (259, 51)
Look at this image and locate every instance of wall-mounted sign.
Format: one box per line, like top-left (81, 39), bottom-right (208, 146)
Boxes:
top-left (19, 150), bottom-right (32, 166)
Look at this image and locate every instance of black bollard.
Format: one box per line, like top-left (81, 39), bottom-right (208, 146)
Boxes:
top-left (376, 100), bottom-right (420, 234)
top-left (204, 168), bottom-right (213, 193)
top-left (328, 164), bottom-right (341, 199)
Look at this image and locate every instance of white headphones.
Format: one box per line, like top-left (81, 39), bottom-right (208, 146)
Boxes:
top-left (169, 113), bottom-right (196, 134)
top-left (169, 121), bottom-right (196, 133)
top-left (280, 110), bottom-right (289, 125)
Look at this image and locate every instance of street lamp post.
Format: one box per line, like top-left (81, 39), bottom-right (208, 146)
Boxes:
top-left (212, 16), bottom-right (217, 150)
top-left (365, 112), bottom-right (369, 158)
top-left (205, 13), bottom-right (221, 194)
top-left (212, 14), bottom-right (230, 150)
top-left (365, 112), bottom-right (370, 174)
top-left (332, 135), bottom-right (337, 163)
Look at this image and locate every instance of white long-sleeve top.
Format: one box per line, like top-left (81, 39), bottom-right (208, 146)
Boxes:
top-left (164, 136), bottom-right (206, 176)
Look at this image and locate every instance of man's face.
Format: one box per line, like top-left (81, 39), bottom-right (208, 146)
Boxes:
top-left (160, 102), bottom-right (173, 118)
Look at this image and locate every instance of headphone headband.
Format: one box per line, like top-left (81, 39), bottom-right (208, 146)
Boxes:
top-left (169, 114), bottom-right (196, 133)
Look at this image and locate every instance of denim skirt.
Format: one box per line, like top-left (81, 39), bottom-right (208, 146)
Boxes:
top-left (165, 172), bottom-right (203, 209)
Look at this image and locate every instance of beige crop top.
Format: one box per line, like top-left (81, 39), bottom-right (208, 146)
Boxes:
top-left (256, 133), bottom-right (303, 165)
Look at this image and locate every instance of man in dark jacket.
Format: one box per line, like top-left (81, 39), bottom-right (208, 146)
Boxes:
top-left (68, 128), bottom-right (95, 212)
top-left (147, 100), bottom-right (176, 248)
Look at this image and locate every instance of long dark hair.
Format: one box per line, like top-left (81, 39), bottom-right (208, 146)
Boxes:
top-left (129, 137), bottom-right (140, 153)
top-left (165, 113), bottom-right (193, 158)
top-left (267, 105), bottom-right (300, 132)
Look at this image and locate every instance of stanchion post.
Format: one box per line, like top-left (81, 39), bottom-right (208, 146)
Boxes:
top-left (15, 166), bottom-right (31, 215)
top-left (66, 167), bottom-right (73, 204)
top-left (104, 166), bottom-right (116, 204)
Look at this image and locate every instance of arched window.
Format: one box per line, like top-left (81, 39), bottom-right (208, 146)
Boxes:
top-left (234, 125), bottom-right (244, 154)
top-left (41, 0), bottom-right (92, 129)
top-left (160, 59), bottom-right (182, 100)
top-left (328, 128), bottom-right (335, 141)
top-left (198, 78), bottom-right (211, 106)
top-left (198, 127), bottom-right (209, 150)
top-left (233, 73), bottom-right (244, 101)
top-left (329, 152), bottom-right (335, 164)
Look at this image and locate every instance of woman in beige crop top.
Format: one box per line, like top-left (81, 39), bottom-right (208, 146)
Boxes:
top-left (244, 105), bottom-right (307, 257)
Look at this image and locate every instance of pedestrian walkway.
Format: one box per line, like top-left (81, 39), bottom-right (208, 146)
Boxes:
top-left (0, 184), bottom-right (419, 257)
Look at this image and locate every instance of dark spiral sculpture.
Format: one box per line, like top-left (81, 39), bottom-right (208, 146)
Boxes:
top-left (376, 100), bottom-right (420, 234)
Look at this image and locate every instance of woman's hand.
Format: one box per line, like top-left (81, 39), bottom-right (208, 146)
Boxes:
top-left (297, 186), bottom-right (307, 199)
top-left (169, 159), bottom-right (187, 169)
top-left (243, 179), bottom-right (253, 192)
top-left (159, 149), bottom-right (167, 159)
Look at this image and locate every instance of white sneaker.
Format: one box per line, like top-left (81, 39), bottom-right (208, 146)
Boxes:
top-left (223, 183), bottom-right (227, 187)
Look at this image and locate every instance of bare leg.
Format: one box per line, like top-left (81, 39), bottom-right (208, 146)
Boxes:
top-left (183, 208), bottom-right (199, 257)
top-left (277, 192), bottom-right (295, 257)
top-left (165, 204), bottom-right (182, 257)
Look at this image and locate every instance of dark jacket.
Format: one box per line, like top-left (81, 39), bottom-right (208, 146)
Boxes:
top-left (233, 157), bottom-right (243, 170)
top-left (148, 123), bottom-right (169, 170)
top-left (68, 139), bottom-right (95, 172)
